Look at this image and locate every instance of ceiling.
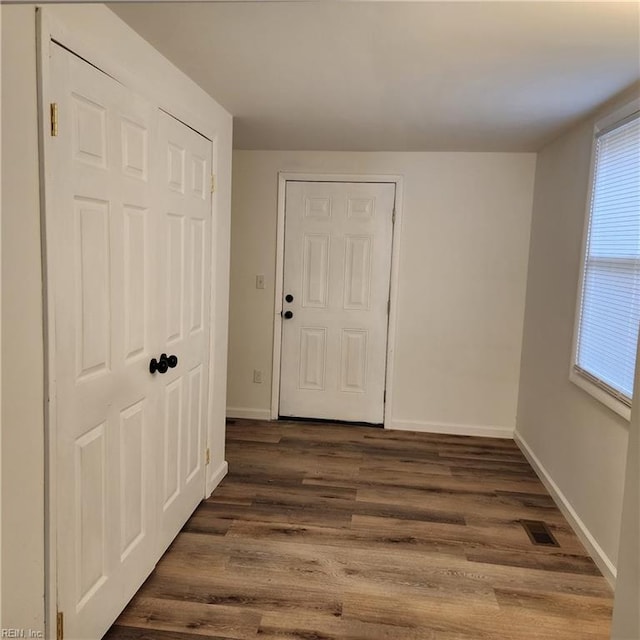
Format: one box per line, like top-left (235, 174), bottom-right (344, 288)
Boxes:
top-left (110, 1), bottom-right (640, 151)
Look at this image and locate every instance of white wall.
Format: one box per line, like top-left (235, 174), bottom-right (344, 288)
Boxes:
top-left (1, 4), bottom-right (232, 633)
top-left (516, 84), bottom-right (640, 584)
top-left (1, 5), bottom-right (45, 631)
top-left (612, 333), bottom-right (640, 638)
top-left (228, 151), bottom-right (536, 436)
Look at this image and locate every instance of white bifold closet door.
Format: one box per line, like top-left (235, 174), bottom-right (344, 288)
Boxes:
top-left (49, 43), bottom-right (211, 640)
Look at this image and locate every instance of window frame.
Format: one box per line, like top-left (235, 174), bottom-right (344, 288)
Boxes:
top-left (570, 97), bottom-right (640, 421)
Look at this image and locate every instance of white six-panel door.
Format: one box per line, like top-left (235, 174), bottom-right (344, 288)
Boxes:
top-left (49, 44), bottom-right (211, 639)
top-left (156, 111), bottom-right (211, 555)
top-left (51, 43), bottom-right (159, 639)
top-left (280, 181), bottom-right (395, 423)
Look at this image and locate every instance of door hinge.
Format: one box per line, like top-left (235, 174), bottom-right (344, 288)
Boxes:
top-left (50, 103), bottom-right (59, 137)
top-left (387, 299), bottom-right (391, 315)
top-left (392, 207), bottom-right (396, 225)
top-left (383, 390), bottom-right (386, 403)
top-left (210, 174), bottom-right (216, 193)
top-left (206, 448), bottom-right (211, 465)
top-left (56, 611), bottom-right (64, 640)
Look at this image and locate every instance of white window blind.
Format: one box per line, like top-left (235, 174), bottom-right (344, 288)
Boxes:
top-left (575, 111), bottom-right (640, 405)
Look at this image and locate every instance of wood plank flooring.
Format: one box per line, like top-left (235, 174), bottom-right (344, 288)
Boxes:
top-left (104, 419), bottom-right (613, 640)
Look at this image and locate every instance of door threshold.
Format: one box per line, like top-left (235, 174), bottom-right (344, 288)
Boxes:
top-left (278, 416), bottom-right (383, 429)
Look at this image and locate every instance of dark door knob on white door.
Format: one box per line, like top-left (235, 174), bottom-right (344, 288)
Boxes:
top-left (149, 353), bottom-right (179, 374)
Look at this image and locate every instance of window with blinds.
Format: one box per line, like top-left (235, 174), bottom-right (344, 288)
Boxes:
top-left (573, 110), bottom-right (640, 409)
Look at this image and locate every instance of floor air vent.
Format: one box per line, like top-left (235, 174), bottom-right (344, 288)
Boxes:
top-left (520, 520), bottom-right (559, 547)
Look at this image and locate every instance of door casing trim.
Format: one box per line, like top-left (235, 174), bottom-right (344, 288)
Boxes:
top-left (271, 172), bottom-right (404, 428)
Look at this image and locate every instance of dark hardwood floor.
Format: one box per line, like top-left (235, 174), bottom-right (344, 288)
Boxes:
top-left (104, 419), bottom-right (613, 639)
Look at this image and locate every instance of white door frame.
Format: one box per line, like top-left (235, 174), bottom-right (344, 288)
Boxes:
top-left (37, 9), bottom-right (223, 637)
top-left (271, 172), bottom-right (404, 428)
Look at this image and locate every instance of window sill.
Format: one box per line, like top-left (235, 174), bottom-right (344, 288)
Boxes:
top-left (569, 369), bottom-right (631, 421)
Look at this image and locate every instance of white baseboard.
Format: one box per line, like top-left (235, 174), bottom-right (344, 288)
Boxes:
top-left (514, 430), bottom-right (617, 588)
top-left (206, 460), bottom-right (228, 498)
top-left (390, 419), bottom-right (514, 439)
top-left (226, 407), bottom-right (272, 420)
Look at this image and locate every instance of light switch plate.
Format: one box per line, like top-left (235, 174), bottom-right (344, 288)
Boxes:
top-left (256, 275), bottom-right (265, 289)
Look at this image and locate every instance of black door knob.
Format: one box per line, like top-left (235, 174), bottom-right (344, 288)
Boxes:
top-left (150, 352), bottom-right (178, 373)
top-left (149, 357), bottom-right (169, 374)
top-left (285, 294), bottom-right (294, 303)
top-left (283, 310), bottom-right (293, 319)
